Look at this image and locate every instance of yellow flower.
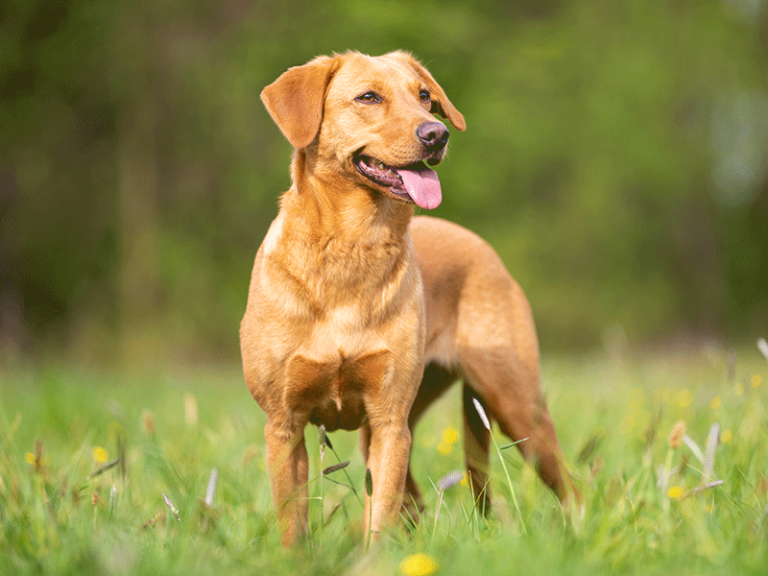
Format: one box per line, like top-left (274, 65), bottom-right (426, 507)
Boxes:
top-left (437, 442), bottom-right (453, 456)
top-left (25, 452), bottom-right (38, 466)
top-left (668, 485), bottom-right (684, 499)
top-left (721, 429), bottom-right (732, 444)
top-left (460, 472), bottom-right (469, 487)
top-left (675, 389), bottom-right (693, 408)
top-left (441, 426), bottom-right (459, 445)
top-left (710, 396), bottom-right (722, 410)
top-left (93, 447), bottom-right (109, 464)
top-left (751, 374), bottom-right (762, 388)
top-left (400, 553), bottom-right (438, 576)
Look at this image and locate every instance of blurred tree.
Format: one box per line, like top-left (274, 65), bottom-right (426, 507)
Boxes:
top-left (1, 0), bottom-right (766, 362)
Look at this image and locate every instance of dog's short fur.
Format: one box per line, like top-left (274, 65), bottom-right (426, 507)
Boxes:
top-left (240, 51), bottom-right (575, 546)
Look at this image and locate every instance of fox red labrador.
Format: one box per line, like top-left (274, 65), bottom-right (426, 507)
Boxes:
top-left (240, 51), bottom-right (576, 546)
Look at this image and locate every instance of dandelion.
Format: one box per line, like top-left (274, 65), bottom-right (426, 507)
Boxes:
top-left (668, 485), bottom-right (684, 499)
top-left (460, 472), bottom-right (469, 488)
top-left (721, 429), bottom-right (732, 444)
top-left (25, 441), bottom-right (44, 473)
top-left (675, 389), bottom-right (693, 408)
top-left (399, 553), bottom-right (438, 576)
top-left (441, 426), bottom-right (459, 445)
top-left (710, 396), bottom-right (722, 410)
top-left (93, 447), bottom-right (109, 464)
top-left (437, 424), bottom-right (460, 456)
top-left (751, 374), bottom-right (762, 389)
top-left (668, 421), bottom-right (686, 449)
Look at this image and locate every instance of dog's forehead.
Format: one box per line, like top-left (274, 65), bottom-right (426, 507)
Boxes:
top-left (330, 53), bottom-right (422, 95)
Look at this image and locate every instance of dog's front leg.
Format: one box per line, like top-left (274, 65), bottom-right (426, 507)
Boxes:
top-left (362, 422), bottom-right (412, 542)
top-left (264, 421), bottom-right (309, 546)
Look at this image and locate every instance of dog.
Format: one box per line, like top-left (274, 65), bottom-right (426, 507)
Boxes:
top-left (240, 51), bottom-right (575, 547)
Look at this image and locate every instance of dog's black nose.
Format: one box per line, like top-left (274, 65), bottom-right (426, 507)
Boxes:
top-left (416, 122), bottom-right (449, 152)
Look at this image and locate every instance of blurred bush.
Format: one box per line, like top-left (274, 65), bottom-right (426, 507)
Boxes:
top-left (1, 0), bottom-right (767, 362)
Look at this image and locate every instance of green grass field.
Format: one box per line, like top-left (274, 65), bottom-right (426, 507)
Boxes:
top-left (1, 347), bottom-right (767, 575)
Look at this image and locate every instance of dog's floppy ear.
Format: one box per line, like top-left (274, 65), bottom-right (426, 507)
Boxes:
top-left (261, 55), bottom-right (340, 149)
top-left (387, 51), bottom-right (466, 132)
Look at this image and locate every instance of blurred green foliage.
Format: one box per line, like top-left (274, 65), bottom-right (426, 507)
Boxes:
top-left (1, 0), bottom-right (767, 362)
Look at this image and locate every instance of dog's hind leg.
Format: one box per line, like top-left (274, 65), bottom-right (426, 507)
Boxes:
top-left (462, 383), bottom-right (491, 514)
top-left (459, 348), bottom-right (570, 501)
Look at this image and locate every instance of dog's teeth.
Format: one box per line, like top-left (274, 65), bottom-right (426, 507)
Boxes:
top-left (377, 162), bottom-right (385, 170)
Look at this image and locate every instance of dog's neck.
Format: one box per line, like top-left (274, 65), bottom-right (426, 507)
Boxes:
top-left (284, 148), bottom-right (415, 245)
top-left (267, 149), bottom-right (418, 303)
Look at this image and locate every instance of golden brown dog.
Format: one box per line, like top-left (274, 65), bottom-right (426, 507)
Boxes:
top-left (240, 51), bottom-right (575, 547)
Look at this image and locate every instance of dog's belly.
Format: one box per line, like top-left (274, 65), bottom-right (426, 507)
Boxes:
top-left (284, 349), bottom-right (391, 432)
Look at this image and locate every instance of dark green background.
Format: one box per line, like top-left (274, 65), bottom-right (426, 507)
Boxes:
top-left (2, 0), bottom-right (767, 363)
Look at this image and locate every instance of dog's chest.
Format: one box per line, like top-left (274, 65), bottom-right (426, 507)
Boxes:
top-left (284, 348), bottom-right (391, 431)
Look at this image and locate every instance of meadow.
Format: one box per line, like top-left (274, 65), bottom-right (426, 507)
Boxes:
top-left (1, 345), bottom-right (766, 575)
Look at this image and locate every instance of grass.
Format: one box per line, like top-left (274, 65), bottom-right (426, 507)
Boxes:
top-left (1, 345), bottom-right (767, 575)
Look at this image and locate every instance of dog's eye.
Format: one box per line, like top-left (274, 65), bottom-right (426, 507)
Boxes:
top-left (419, 90), bottom-right (431, 103)
top-left (356, 91), bottom-right (382, 104)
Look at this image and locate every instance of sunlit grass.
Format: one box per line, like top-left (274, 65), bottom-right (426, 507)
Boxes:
top-left (1, 345), bottom-right (767, 575)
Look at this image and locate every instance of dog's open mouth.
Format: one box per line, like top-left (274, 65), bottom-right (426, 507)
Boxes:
top-left (354, 154), bottom-right (442, 210)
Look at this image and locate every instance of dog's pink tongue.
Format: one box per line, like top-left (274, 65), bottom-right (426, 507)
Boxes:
top-left (396, 165), bottom-right (442, 210)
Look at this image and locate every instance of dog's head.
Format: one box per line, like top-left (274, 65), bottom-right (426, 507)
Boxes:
top-left (261, 51), bottom-right (465, 210)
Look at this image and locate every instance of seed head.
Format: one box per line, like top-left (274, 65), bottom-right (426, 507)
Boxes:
top-left (472, 398), bottom-right (491, 431)
top-left (668, 421), bottom-right (686, 449)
